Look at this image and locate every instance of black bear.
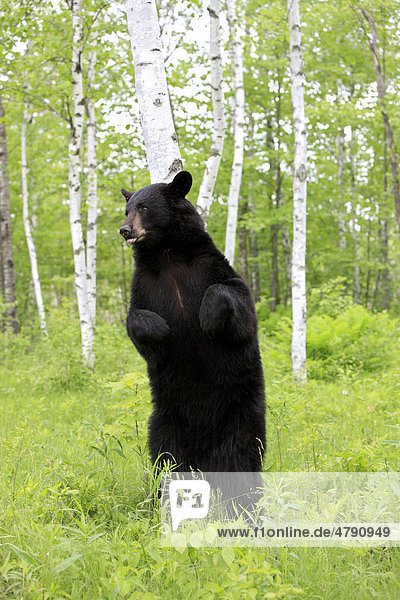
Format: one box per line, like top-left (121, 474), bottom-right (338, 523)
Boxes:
top-left (120, 171), bottom-right (266, 476)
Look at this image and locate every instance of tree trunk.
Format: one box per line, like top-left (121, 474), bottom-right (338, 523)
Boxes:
top-left (245, 116), bottom-right (260, 302)
top-left (361, 8), bottom-right (400, 243)
top-left (248, 194), bottom-right (260, 302)
top-left (349, 127), bottom-right (360, 303)
top-left (381, 218), bottom-right (389, 309)
top-left (281, 224), bottom-right (292, 305)
top-left (224, 0), bottom-right (245, 266)
top-left (21, 103), bottom-right (47, 334)
top-left (196, 0), bottom-right (226, 225)
top-left (288, 0), bottom-right (307, 381)
top-left (382, 128), bottom-right (390, 310)
top-left (266, 110), bottom-right (280, 313)
top-left (381, 23), bottom-right (390, 311)
top-left (365, 219), bottom-right (372, 307)
top-left (350, 213), bottom-right (360, 304)
top-left (237, 202), bottom-right (248, 281)
top-left (337, 128), bottom-right (346, 251)
top-left (86, 50), bottom-right (97, 325)
top-left (270, 69), bottom-right (284, 312)
top-left (270, 221), bottom-right (279, 313)
top-left (125, 0), bottom-right (182, 183)
top-left (0, 232), bottom-right (4, 299)
top-left (120, 244), bottom-right (129, 314)
top-left (69, 0), bottom-right (94, 368)
top-left (0, 95), bottom-right (19, 333)
top-left (270, 163), bottom-right (282, 313)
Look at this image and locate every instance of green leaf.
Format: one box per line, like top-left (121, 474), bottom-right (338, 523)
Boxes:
top-left (54, 552), bottom-right (82, 574)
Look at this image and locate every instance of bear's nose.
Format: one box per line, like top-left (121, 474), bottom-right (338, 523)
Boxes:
top-left (119, 225), bottom-right (131, 239)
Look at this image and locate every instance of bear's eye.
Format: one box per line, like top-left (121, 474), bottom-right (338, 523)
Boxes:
top-left (137, 204), bottom-right (148, 212)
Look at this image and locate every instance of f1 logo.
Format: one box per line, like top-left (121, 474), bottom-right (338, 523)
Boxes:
top-left (169, 479), bottom-right (211, 531)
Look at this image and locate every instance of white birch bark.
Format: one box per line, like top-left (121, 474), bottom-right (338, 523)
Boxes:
top-left (196, 0), bottom-right (226, 225)
top-left (86, 50), bottom-right (97, 325)
top-left (69, 0), bottom-right (94, 368)
top-left (224, 0), bottom-right (245, 266)
top-left (21, 103), bottom-right (47, 335)
top-left (125, 0), bottom-right (182, 183)
top-left (288, 0), bottom-right (307, 381)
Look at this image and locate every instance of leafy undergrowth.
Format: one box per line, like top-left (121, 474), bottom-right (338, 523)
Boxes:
top-left (1, 302), bottom-right (400, 599)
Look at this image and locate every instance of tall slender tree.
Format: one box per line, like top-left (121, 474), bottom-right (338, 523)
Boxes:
top-left (86, 49), bottom-right (97, 325)
top-left (360, 7), bottom-right (400, 243)
top-left (21, 102), bottom-right (47, 334)
top-left (288, 0), bottom-right (307, 381)
top-left (0, 95), bottom-right (19, 333)
top-left (224, 0), bottom-right (245, 266)
top-left (196, 0), bottom-right (226, 225)
top-left (349, 129), bottom-right (360, 303)
top-left (337, 127), bottom-right (346, 252)
top-left (68, 0), bottom-right (94, 367)
top-left (248, 192), bottom-right (261, 302)
top-left (125, 0), bottom-right (182, 183)
top-left (382, 128), bottom-right (390, 309)
top-left (237, 202), bottom-right (248, 281)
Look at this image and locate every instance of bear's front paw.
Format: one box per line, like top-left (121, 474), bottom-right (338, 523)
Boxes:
top-left (126, 310), bottom-right (171, 344)
top-left (199, 285), bottom-right (231, 336)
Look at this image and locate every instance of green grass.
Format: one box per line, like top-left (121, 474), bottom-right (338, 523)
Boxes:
top-left (1, 309), bottom-right (400, 599)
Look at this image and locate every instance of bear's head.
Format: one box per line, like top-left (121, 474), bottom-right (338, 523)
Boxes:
top-left (119, 171), bottom-right (205, 249)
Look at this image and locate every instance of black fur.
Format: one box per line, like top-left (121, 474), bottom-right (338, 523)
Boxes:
top-left (120, 171), bottom-right (266, 474)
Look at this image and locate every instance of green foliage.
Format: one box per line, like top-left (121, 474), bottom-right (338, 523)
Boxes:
top-left (2, 317), bottom-right (400, 598)
top-left (307, 305), bottom-right (399, 379)
top-left (256, 280), bottom-right (400, 381)
top-left (308, 277), bottom-right (354, 319)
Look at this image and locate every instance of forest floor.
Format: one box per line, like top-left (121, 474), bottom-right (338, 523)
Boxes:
top-left (1, 304), bottom-right (400, 599)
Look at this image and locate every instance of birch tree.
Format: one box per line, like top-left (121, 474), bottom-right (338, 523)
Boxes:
top-left (125, 0), bottom-right (182, 183)
top-left (0, 95), bottom-right (19, 333)
top-left (21, 102), bottom-right (47, 334)
top-left (224, 0), bottom-right (245, 266)
top-left (86, 50), bottom-right (97, 325)
top-left (288, 0), bottom-right (307, 381)
top-left (68, 0), bottom-right (94, 367)
top-left (196, 0), bottom-right (226, 225)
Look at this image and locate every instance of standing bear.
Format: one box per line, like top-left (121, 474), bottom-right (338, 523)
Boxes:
top-left (120, 171), bottom-right (266, 473)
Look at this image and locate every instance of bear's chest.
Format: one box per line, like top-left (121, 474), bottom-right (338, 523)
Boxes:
top-left (136, 262), bottom-right (207, 325)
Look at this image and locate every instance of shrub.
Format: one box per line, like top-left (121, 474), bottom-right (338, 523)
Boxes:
top-left (307, 305), bottom-right (399, 379)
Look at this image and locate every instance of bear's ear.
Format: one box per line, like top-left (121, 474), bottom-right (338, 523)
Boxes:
top-left (121, 188), bottom-right (134, 202)
top-left (166, 171), bottom-right (192, 198)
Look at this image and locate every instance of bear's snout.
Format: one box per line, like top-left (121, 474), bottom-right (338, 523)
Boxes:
top-left (119, 224), bottom-right (132, 240)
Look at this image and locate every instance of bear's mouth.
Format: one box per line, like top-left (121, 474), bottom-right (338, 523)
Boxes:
top-left (127, 234), bottom-right (145, 245)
